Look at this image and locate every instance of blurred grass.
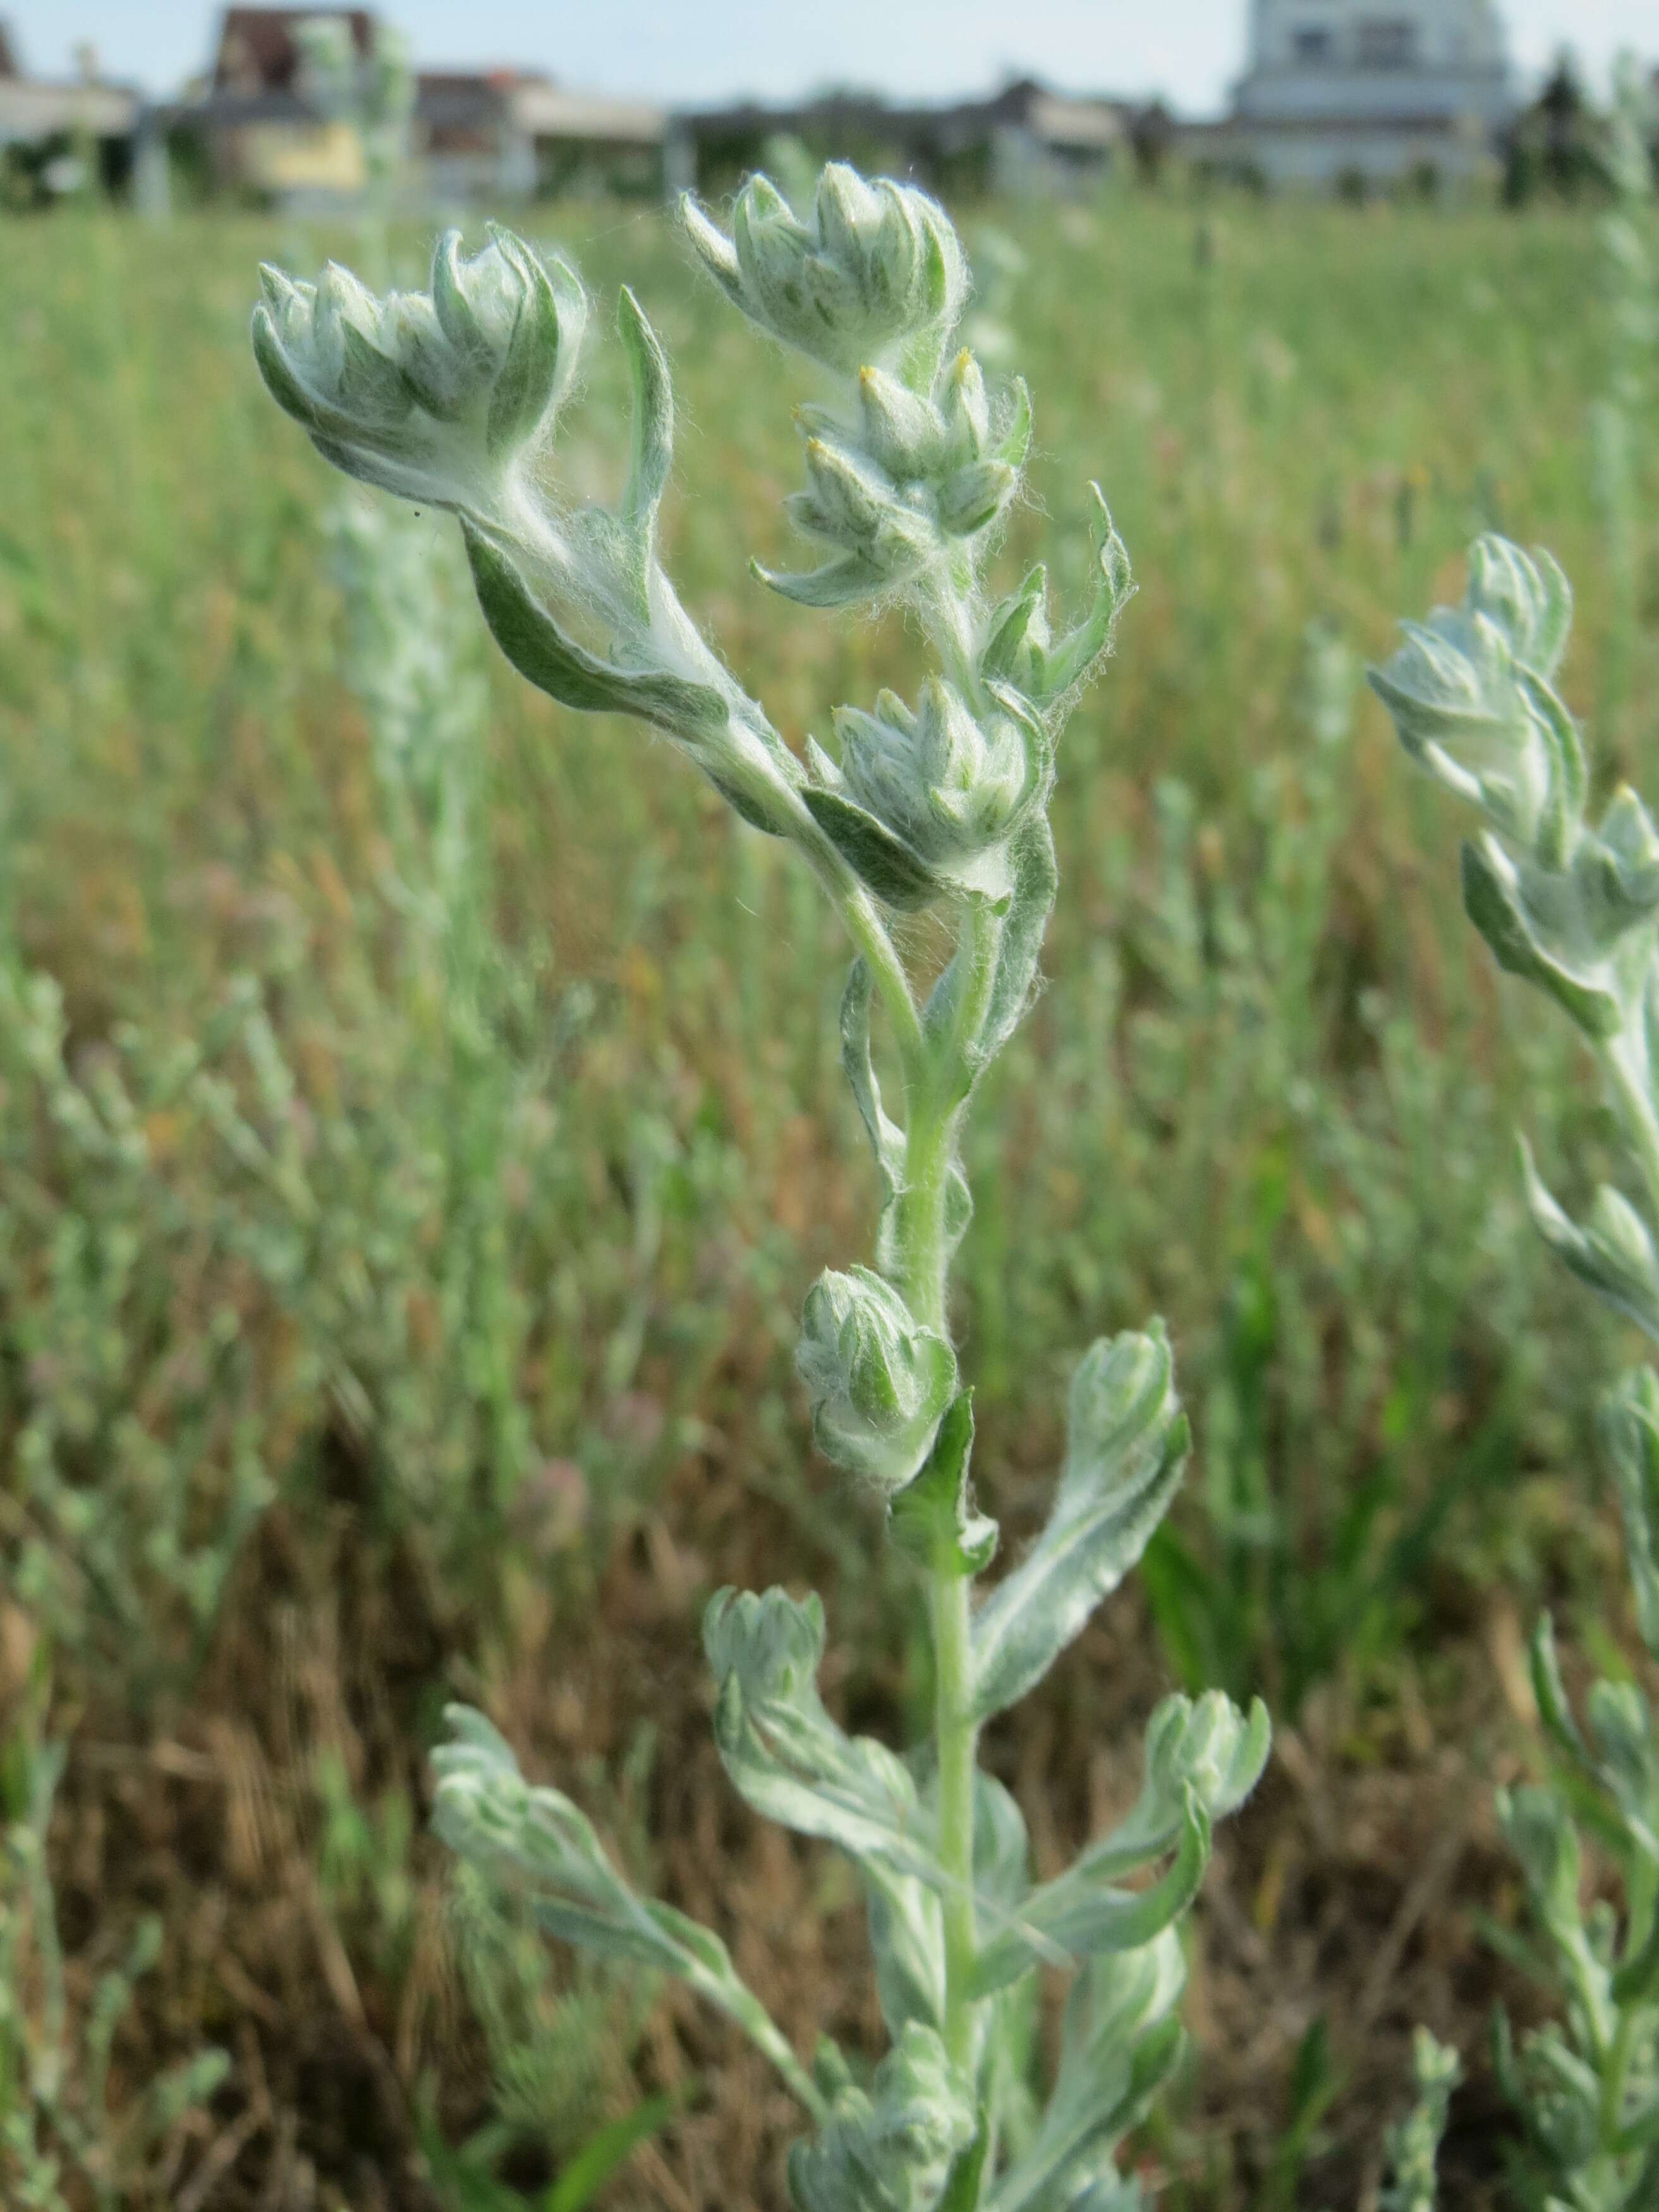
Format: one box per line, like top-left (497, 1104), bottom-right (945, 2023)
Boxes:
top-left (0, 188), bottom-right (1655, 2206)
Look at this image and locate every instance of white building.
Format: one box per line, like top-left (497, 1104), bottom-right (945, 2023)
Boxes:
top-left (1230, 0), bottom-right (1514, 188)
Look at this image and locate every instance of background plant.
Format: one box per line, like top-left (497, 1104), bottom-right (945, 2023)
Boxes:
top-left (1589, 54), bottom-right (1657, 751)
top-left (0, 1662), bottom-right (227, 2208)
top-left (1373, 536), bottom-right (1659, 2208)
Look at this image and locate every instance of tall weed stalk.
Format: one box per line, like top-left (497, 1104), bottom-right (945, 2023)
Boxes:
top-left (253, 161), bottom-right (1272, 2208)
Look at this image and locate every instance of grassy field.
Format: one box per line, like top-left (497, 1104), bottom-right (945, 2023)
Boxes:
top-left (1, 186), bottom-right (1656, 2208)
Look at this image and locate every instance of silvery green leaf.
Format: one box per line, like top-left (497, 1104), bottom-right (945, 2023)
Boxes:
top-left (1596, 785), bottom-right (1659, 916)
top-left (856, 367), bottom-right (947, 478)
top-left (705, 763), bottom-right (796, 838)
top-left (679, 191), bottom-right (746, 303)
top-left (432, 226), bottom-right (494, 360)
top-left (777, 433), bottom-right (942, 603)
top-left (797, 1267), bottom-right (958, 1489)
top-left (889, 1394), bottom-right (1000, 1580)
top-left (1600, 1367), bottom-right (1659, 1660)
top-left (1009, 493), bottom-right (1141, 708)
top-left (799, 437), bottom-right (912, 545)
top-left (336, 317), bottom-right (412, 428)
top-left (939, 349), bottom-right (991, 462)
top-left (987, 1934), bottom-right (1187, 2212)
top-left (971, 1325), bottom-right (1189, 1722)
top-left (755, 551), bottom-right (894, 609)
top-left (1529, 1614), bottom-right (1589, 1765)
top-left (968, 1787), bottom-right (1210, 1997)
top-left (840, 958), bottom-right (908, 1231)
top-left (703, 1587), bottom-right (947, 1885)
top-left (483, 227), bottom-right (567, 461)
top-left (1069, 1692), bottom-right (1271, 1883)
top-left (459, 519), bottom-right (728, 741)
top-left (1381, 2029), bottom-right (1462, 2212)
top-left (1461, 836), bottom-right (1624, 1040)
top-left (1522, 1143), bottom-right (1659, 1339)
top-left (981, 568), bottom-right (1052, 692)
top-left (865, 1861), bottom-right (947, 2039)
top-left (803, 787), bottom-right (944, 911)
top-left (936, 460), bottom-right (1019, 540)
top-left (1612, 1918), bottom-right (1659, 2009)
top-left (788, 2022), bottom-right (978, 2212)
top-left (978, 809), bottom-right (1059, 1064)
top-left (1466, 533), bottom-right (1574, 683)
top-left (252, 291), bottom-right (362, 445)
top-left (1497, 1785), bottom-right (1594, 1966)
top-left (986, 377), bottom-right (1034, 470)
top-left (973, 1769), bottom-right (1033, 1914)
top-left (618, 286), bottom-right (674, 566)
top-left (1583, 1679), bottom-right (1658, 1855)
top-left (431, 1706), bottom-right (818, 2103)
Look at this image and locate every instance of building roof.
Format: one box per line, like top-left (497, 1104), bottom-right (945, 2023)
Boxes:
top-left (411, 69), bottom-right (664, 143)
top-left (0, 20), bottom-right (140, 143)
top-left (0, 75), bottom-right (139, 141)
top-left (211, 8), bottom-right (375, 95)
top-left (509, 76), bottom-right (663, 143)
top-left (675, 76), bottom-right (1129, 157)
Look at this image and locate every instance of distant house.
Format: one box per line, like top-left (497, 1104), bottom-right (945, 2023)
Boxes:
top-left (413, 70), bottom-right (665, 204)
top-left (670, 78), bottom-right (1131, 202)
top-left (178, 8), bottom-right (665, 207)
top-left (1225, 0), bottom-right (1515, 189)
top-left (188, 6), bottom-right (378, 202)
top-left (0, 20), bottom-right (141, 197)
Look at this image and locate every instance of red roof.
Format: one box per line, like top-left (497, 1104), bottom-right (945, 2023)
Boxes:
top-left (211, 8), bottom-right (375, 96)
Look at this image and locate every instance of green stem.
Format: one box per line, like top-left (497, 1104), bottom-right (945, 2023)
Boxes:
top-left (1600, 2000), bottom-right (1638, 2151)
top-left (736, 2002), bottom-right (831, 2124)
top-left (817, 860), bottom-right (925, 1071)
top-left (891, 899), bottom-right (1005, 2072)
top-left (932, 1566), bottom-right (980, 2070)
top-left (892, 900), bottom-right (1002, 1330)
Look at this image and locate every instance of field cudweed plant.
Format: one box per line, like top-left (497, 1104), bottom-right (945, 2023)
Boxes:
top-left (253, 165), bottom-right (1270, 2206)
top-left (1375, 537), bottom-right (1659, 2208)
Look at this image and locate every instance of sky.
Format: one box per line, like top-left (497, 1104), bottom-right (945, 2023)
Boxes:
top-left (9, 1), bottom-right (1655, 112)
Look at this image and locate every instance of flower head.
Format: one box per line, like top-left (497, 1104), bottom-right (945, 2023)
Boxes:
top-left (1369, 535), bottom-right (1574, 848)
top-left (252, 227), bottom-right (586, 512)
top-left (683, 164), bottom-right (967, 384)
top-left (796, 1266), bottom-right (957, 1490)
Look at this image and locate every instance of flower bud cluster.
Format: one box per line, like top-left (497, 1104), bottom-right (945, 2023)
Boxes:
top-left (1375, 538), bottom-right (1659, 1337)
top-left (1525, 1146), bottom-right (1659, 1340)
top-left (803, 679), bottom-right (1037, 902)
top-left (683, 164), bottom-right (968, 383)
top-left (1371, 536), bottom-right (1659, 1048)
top-left (795, 1265), bottom-right (956, 1491)
top-left (253, 228), bottom-right (585, 513)
top-left (1369, 533), bottom-right (1573, 849)
top-left (684, 171), bottom-right (1023, 613)
top-left (253, 228), bottom-right (822, 834)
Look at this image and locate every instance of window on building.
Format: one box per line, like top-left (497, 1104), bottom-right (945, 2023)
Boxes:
top-left (1357, 18), bottom-right (1419, 69)
top-left (1292, 27), bottom-right (1334, 62)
